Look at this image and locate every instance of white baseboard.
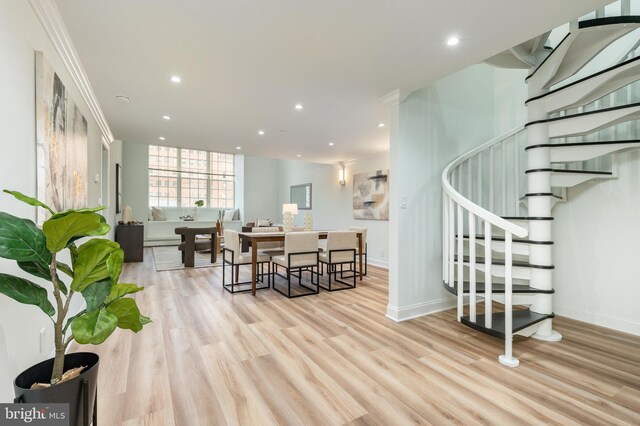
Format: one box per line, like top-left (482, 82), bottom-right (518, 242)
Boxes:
top-left (386, 297), bottom-right (455, 322)
top-left (367, 257), bottom-right (388, 269)
top-left (554, 303), bottom-right (640, 337)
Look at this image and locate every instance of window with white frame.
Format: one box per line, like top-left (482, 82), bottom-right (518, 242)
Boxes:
top-left (148, 145), bottom-right (234, 208)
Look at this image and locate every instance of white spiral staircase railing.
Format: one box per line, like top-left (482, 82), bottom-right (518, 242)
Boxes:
top-left (442, 2), bottom-right (640, 367)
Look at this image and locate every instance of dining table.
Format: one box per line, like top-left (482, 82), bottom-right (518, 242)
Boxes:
top-left (238, 231), bottom-right (364, 295)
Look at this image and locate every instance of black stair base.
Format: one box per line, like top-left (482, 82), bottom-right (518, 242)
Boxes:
top-left (442, 281), bottom-right (554, 295)
top-left (461, 309), bottom-right (555, 340)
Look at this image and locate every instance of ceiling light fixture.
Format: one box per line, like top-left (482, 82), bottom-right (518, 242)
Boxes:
top-left (295, 104), bottom-right (303, 110)
top-left (236, 146), bottom-right (242, 150)
top-left (447, 36), bottom-right (460, 46)
top-left (158, 137), bottom-right (166, 141)
top-left (162, 115), bottom-right (171, 120)
top-left (170, 75), bottom-right (181, 83)
top-left (329, 142), bottom-right (335, 146)
top-left (115, 95), bottom-right (132, 104)
top-left (378, 123), bottom-right (385, 128)
top-left (258, 130), bottom-right (265, 135)
top-left (296, 154), bottom-right (302, 158)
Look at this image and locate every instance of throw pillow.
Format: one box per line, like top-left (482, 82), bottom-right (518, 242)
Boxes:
top-left (223, 209), bottom-right (236, 221)
top-left (151, 206), bottom-right (166, 221)
top-left (257, 218), bottom-right (272, 227)
top-left (148, 208), bottom-right (153, 221)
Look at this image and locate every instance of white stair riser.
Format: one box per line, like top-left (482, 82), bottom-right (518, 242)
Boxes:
top-left (463, 263), bottom-right (531, 280)
top-left (537, 59), bottom-right (640, 113)
top-left (545, 104), bottom-right (640, 138)
top-left (471, 239), bottom-right (530, 256)
top-left (550, 172), bottom-right (612, 187)
top-left (549, 142), bottom-right (640, 162)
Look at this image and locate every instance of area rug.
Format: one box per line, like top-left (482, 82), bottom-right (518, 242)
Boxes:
top-left (152, 246), bottom-right (223, 271)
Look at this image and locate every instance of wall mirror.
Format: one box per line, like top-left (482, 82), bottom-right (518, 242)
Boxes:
top-left (290, 183), bottom-right (312, 210)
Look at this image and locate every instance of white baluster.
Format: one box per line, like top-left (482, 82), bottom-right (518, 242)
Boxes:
top-left (449, 198), bottom-right (455, 289)
top-left (469, 212), bottom-right (476, 322)
top-left (489, 146), bottom-right (495, 212)
top-left (499, 232), bottom-right (519, 367)
top-left (443, 192), bottom-right (448, 284)
top-left (457, 204), bottom-right (464, 321)
top-left (484, 222), bottom-right (492, 329)
top-left (501, 141), bottom-right (507, 215)
top-left (477, 154), bottom-right (483, 235)
top-left (514, 134), bottom-right (520, 216)
top-left (467, 160), bottom-right (473, 202)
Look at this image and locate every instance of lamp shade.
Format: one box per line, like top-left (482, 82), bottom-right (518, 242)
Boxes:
top-left (282, 203), bottom-right (298, 215)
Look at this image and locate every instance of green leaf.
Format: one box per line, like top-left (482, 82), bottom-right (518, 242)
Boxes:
top-left (71, 308), bottom-right (118, 345)
top-left (0, 212), bottom-right (51, 263)
top-left (106, 298), bottom-right (147, 332)
top-left (81, 279), bottom-right (112, 313)
top-left (17, 260), bottom-right (67, 295)
top-left (65, 214), bottom-right (110, 248)
top-left (3, 190), bottom-right (55, 214)
top-left (71, 239), bottom-right (120, 292)
top-left (43, 212), bottom-right (105, 253)
top-left (106, 249), bottom-right (124, 284)
top-left (140, 314), bottom-right (152, 325)
top-left (49, 206), bottom-right (106, 220)
top-left (0, 273), bottom-right (55, 316)
top-left (56, 261), bottom-right (74, 279)
top-left (106, 283), bottom-right (143, 303)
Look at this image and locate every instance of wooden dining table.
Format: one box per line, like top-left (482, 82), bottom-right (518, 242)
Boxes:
top-left (239, 231), bottom-right (363, 295)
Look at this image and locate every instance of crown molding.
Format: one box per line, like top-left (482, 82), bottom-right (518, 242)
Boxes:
top-left (380, 89), bottom-right (410, 107)
top-left (29, 0), bottom-right (114, 145)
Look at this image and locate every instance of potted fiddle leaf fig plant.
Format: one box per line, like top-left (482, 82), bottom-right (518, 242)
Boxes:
top-left (0, 190), bottom-right (150, 426)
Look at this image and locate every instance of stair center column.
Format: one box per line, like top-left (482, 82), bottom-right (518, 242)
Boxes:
top-left (526, 82), bottom-right (562, 342)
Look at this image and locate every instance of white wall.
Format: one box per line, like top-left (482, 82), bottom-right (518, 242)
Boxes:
top-left (553, 150), bottom-right (640, 335)
top-left (0, 0), bottom-right (115, 401)
top-left (243, 155), bottom-right (282, 224)
top-left (388, 64), bottom-right (525, 321)
top-left (277, 152), bottom-right (390, 267)
top-left (121, 141), bottom-right (150, 235)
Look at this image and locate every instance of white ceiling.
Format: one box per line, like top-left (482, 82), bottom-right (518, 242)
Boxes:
top-left (55, 0), bottom-right (609, 164)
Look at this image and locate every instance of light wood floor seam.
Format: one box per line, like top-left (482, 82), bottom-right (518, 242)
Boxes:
top-left (72, 250), bottom-right (640, 425)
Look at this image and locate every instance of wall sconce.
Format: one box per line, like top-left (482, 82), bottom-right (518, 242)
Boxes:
top-left (338, 167), bottom-right (346, 186)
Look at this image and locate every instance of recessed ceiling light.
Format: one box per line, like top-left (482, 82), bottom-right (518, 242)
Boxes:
top-left (258, 130), bottom-right (265, 135)
top-left (236, 146), bottom-right (241, 150)
top-left (378, 123), bottom-right (385, 128)
top-left (115, 95), bottom-right (132, 104)
top-left (296, 154), bottom-right (302, 158)
top-left (170, 75), bottom-right (181, 83)
top-left (162, 115), bottom-right (171, 120)
top-left (329, 142), bottom-right (335, 146)
top-left (158, 136), bottom-right (166, 141)
top-left (447, 36), bottom-right (460, 46)
top-left (295, 104), bottom-right (303, 110)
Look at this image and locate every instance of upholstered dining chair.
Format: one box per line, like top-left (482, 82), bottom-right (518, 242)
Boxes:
top-left (350, 226), bottom-right (368, 276)
top-left (271, 232), bottom-right (320, 298)
top-left (251, 226), bottom-right (284, 256)
top-left (222, 229), bottom-right (271, 293)
top-left (318, 231), bottom-right (357, 291)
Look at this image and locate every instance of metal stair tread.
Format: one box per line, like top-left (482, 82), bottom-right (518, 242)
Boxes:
top-left (442, 281), bottom-right (554, 295)
top-left (526, 139), bottom-right (640, 150)
top-left (525, 55), bottom-right (640, 105)
top-left (501, 216), bottom-right (554, 220)
top-left (454, 255), bottom-right (555, 270)
top-left (525, 101), bottom-right (640, 127)
top-left (525, 16), bottom-right (640, 82)
top-left (462, 234), bottom-right (554, 245)
top-left (460, 309), bottom-right (555, 340)
top-left (521, 193), bottom-right (564, 200)
top-left (525, 168), bottom-right (613, 175)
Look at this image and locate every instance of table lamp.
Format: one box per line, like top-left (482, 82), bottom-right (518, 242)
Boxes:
top-left (282, 203), bottom-right (298, 232)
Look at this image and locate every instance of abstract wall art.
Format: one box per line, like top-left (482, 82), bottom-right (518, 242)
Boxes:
top-left (35, 51), bottom-right (88, 223)
top-left (352, 169), bottom-right (389, 220)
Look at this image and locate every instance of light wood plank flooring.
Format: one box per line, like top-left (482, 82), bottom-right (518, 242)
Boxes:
top-left (72, 249), bottom-right (640, 425)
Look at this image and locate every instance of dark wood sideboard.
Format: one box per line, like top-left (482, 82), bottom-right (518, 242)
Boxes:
top-left (115, 224), bottom-right (144, 262)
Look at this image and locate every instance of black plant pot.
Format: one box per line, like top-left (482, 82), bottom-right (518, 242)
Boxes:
top-left (13, 352), bottom-right (99, 426)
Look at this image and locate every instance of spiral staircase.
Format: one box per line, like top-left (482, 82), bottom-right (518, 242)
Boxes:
top-left (442, 5), bottom-right (640, 367)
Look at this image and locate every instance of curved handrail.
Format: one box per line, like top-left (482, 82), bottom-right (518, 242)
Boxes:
top-left (442, 125), bottom-right (528, 238)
